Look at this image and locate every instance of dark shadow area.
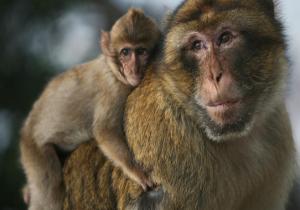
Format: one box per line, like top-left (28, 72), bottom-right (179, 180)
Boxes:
top-left (287, 180), bottom-right (300, 210)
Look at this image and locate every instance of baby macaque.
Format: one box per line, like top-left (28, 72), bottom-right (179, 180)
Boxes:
top-left (20, 8), bottom-right (161, 210)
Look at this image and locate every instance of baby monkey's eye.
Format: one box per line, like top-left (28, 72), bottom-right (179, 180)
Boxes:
top-left (136, 48), bottom-right (148, 56)
top-left (218, 31), bottom-right (233, 46)
top-left (120, 48), bottom-right (132, 57)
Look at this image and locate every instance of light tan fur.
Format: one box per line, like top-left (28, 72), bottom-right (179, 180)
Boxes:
top-left (20, 8), bottom-right (160, 210)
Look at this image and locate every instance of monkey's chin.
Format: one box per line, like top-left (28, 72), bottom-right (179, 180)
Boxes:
top-left (202, 104), bottom-right (254, 142)
top-left (204, 120), bottom-right (254, 142)
top-left (127, 76), bottom-right (142, 87)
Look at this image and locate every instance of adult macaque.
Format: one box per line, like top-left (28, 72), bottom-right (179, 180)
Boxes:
top-left (62, 0), bottom-right (297, 210)
top-left (20, 8), bottom-right (160, 210)
top-left (124, 0), bottom-right (296, 209)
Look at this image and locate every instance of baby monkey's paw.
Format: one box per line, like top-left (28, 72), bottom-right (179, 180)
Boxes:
top-left (22, 184), bottom-right (30, 205)
top-left (129, 166), bottom-right (155, 191)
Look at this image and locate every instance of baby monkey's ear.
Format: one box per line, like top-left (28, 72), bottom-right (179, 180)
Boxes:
top-left (100, 31), bottom-right (113, 57)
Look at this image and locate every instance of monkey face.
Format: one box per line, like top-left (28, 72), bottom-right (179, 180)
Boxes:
top-left (118, 44), bottom-right (150, 87)
top-left (101, 8), bottom-right (161, 87)
top-left (163, 0), bottom-right (286, 141)
top-left (110, 9), bottom-right (161, 87)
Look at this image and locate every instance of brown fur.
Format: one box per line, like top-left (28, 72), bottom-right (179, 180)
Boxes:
top-left (62, 1), bottom-right (296, 210)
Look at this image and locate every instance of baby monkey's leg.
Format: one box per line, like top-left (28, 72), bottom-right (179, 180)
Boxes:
top-left (20, 138), bottom-right (64, 210)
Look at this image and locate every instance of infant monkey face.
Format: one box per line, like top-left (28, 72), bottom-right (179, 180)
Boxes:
top-left (118, 44), bottom-right (150, 87)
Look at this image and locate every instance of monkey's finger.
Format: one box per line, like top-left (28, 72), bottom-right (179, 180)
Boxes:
top-left (141, 183), bottom-right (148, 191)
top-left (22, 185), bottom-right (30, 205)
top-left (145, 179), bottom-right (154, 189)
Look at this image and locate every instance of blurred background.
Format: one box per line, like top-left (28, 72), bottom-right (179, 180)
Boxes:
top-left (0, 0), bottom-right (299, 209)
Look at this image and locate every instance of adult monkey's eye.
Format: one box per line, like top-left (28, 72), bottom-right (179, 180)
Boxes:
top-left (218, 31), bottom-right (233, 46)
top-left (191, 40), bottom-right (205, 51)
top-left (120, 48), bottom-right (131, 56)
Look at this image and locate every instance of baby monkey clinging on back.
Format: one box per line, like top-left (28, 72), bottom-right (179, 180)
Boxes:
top-left (20, 8), bottom-right (161, 210)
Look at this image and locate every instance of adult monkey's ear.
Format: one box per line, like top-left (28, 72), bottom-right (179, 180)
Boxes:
top-left (100, 31), bottom-right (113, 57)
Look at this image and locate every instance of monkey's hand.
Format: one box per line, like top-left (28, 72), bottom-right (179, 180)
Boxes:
top-left (128, 165), bottom-right (154, 191)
